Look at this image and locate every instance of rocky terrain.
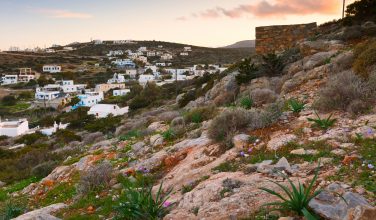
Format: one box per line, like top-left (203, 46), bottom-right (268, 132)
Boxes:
top-left (1, 5), bottom-right (376, 220)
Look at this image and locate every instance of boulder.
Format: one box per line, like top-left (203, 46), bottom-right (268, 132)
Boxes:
top-left (232, 134), bottom-right (250, 150)
top-left (150, 134), bottom-right (164, 147)
top-left (299, 40), bottom-right (344, 56)
top-left (148, 121), bottom-right (168, 133)
top-left (346, 206), bottom-right (376, 220)
top-left (205, 71), bottom-right (239, 106)
top-left (267, 133), bottom-right (297, 151)
top-left (303, 51), bottom-right (337, 70)
top-left (309, 186), bottom-right (371, 220)
top-left (330, 51), bottom-right (354, 73)
top-left (13, 203), bottom-right (67, 220)
top-left (290, 148), bottom-right (319, 155)
top-left (274, 157), bottom-right (292, 173)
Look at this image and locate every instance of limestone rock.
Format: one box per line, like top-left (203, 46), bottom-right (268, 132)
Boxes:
top-left (267, 134), bottom-right (297, 151)
top-left (232, 134), bottom-right (250, 150)
top-left (274, 157), bottom-right (292, 173)
top-left (13, 203), bottom-right (67, 220)
top-left (150, 134), bottom-right (164, 147)
top-left (346, 206), bottom-right (376, 220)
top-left (290, 148), bottom-right (319, 155)
top-left (148, 121), bottom-right (168, 133)
top-left (303, 51), bottom-right (337, 70)
top-left (331, 149), bottom-right (346, 156)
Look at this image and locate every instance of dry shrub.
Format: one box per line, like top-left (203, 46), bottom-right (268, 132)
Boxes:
top-left (353, 39), bottom-right (376, 78)
top-left (314, 71), bottom-right (372, 114)
top-left (157, 111), bottom-right (180, 123)
top-left (250, 88), bottom-right (278, 106)
top-left (184, 106), bottom-right (217, 124)
top-left (208, 103), bottom-right (282, 149)
top-left (77, 162), bottom-right (113, 195)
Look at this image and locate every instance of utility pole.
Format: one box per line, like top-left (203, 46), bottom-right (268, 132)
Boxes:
top-left (342, 0), bottom-right (346, 19)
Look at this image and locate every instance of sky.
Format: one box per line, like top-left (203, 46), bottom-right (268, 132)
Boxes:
top-left (0, 0), bottom-right (355, 50)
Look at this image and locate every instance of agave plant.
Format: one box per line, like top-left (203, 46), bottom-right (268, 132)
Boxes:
top-left (115, 180), bottom-right (173, 220)
top-left (307, 112), bottom-right (336, 130)
top-left (259, 166), bottom-right (321, 219)
top-left (288, 99), bottom-right (305, 113)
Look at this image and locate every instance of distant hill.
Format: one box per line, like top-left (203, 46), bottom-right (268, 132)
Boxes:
top-left (222, 40), bottom-right (255, 49)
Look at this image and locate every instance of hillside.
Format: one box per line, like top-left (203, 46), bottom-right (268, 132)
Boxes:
top-left (1, 1), bottom-right (376, 219)
top-left (222, 40), bottom-right (255, 48)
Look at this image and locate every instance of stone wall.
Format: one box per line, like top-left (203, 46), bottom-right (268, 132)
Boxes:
top-left (255, 22), bottom-right (317, 54)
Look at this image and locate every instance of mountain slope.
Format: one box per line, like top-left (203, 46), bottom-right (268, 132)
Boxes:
top-left (222, 40), bottom-right (255, 48)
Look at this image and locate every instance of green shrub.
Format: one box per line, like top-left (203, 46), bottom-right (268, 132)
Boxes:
top-left (55, 130), bottom-right (82, 144)
top-left (15, 132), bottom-right (46, 146)
top-left (307, 112), bottom-right (336, 130)
top-left (31, 161), bottom-right (57, 179)
top-left (178, 90), bottom-right (196, 108)
top-left (115, 181), bottom-right (172, 220)
top-left (288, 99), bottom-right (305, 113)
top-left (239, 97), bottom-right (253, 109)
top-left (260, 165), bottom-right (321, 219)
top-left (184, 106), bottom-right (217, 123)
top-left (162, 129), bottom-right (175, 142)
top-left (84, 115), bottom-right (121, 134)
top-left (1, 95), bottom-right (17, 106)
top-left (353, 39), bottom-right (376, 78)
top-left (260, 53), bottom-right (285, 77)
top-left (119, 130), bottom-right (141, 141)
top-left (0, 202), bottom-right (24, 220)
top-left (235, 58), bottom-right (258, 85)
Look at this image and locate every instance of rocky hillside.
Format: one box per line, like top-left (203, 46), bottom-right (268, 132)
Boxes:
top-left (1, 5), bottom-right (376, 220)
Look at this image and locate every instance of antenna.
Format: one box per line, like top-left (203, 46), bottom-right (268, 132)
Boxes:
top-left (342, 0), bottom-right (346, 19)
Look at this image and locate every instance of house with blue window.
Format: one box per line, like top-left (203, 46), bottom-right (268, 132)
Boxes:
top-left (71, 91), bottom-right (104, 110)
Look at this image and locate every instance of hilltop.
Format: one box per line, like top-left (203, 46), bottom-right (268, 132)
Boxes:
top-left (222, 40), bottom-right (255, 48)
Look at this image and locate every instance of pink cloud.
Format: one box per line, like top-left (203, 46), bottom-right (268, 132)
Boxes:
top-left (33, 8), bottom-right (93, 19)
top-left (190, 0), bottom-right (340, 19)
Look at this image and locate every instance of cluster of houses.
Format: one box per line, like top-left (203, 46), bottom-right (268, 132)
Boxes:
top-left (1, 68), bottom-right (40, 85)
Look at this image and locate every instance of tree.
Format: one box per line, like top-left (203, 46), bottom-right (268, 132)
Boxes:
top-left (1, 95), bottom-right (17, 106)
top-left (346, 0), bottom-right (376, 21)
top-left (260, 53), bottom-right (284, 77)
top-left (235, 58), bottom-right (258, 85)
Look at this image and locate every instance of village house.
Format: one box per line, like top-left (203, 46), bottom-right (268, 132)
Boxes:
top-left (107, 50), bottom-right (124, 57)
top-left (161, 53), bottom-right (173, 61)
top-left (147, 51), bottom-right (156, 57)
top-left (39, 122), bottom-right (69, 136)
top-left (35, 85), bottom-right (62, 100)
top-left (95, 83), bottom-right (126, 93)
top-left (58, 80), bottom-right (86, 93)
top-left (144, 65), bottom-right (158, 73)
top-left (93, 39), bottom-right (103, 45)
top-left (88, 104), bottom-right (129, 118)
top-left (138, 74), bottom-right (156, 85)
top-left (43, 65), bottom-right (62, 73)
top-left (158, 45), bottom-right (163, 48)
top-left (107, 73), bottom-right (127, 84)
top-left (138, 47), bottom-right (147, 52)
top-left (112, 59), bottom-right (136, 68)
top-left (0, 119), bottom-right (30, 137)
top-left (113, 40), bottom-right (127, 45)
top-left (45, 49), bottom-right (56, 53)
top-left (113, 89), bottom-right (130, 96)
top-left (72, 91), bottom-right (104, 109)
top-left (180, 52), bottom-right (189, 56)
top-left (156, 62), bottom-right (166, 67)
top-left (1, 75), bottom-right (18, 85)
top-left (135, 56), bottom-right (148, 63)
top-left (18, 68), bottom-right (40, 83)
top-left (184, 46), bottom-right (192, 52)
top-left (125, 69), bottom-right (137, 79)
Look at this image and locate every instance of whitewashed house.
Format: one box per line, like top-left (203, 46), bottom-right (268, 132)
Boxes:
top-left (147, 51), bottom-right (156, 57)
top-left (93, 39), bottom-right (103, 45)
top-left (59, 80), bottom-right (86, 93)
top-left (156, 63), bottom-right (166, 67)
top-left (107, 50), bottom-right (124, 57)
top-left (95, 83), bottom-right (126, 93)
top-left (73, 92), bottom-right (104, 109)
top-left (158, 45), bottom-right (163, 48)
top-left (1, 75), bottom-right (18, 85)
top-left (45, 49), bottom-right (56, 53)
top-left (125, 69), bottom-right (137, 79)
top-left (161, 53), bottom-right (173, 61)
top-left (35, 84), bottom-right (61, 100)
top-left (144, 65), bottom-right (158, 73)
top-left (40, 122), bottom-right (69, 136)
top-left (138, 74), bottom-right (156, 85)
top-left (184, 47), bottom-right (192, 52)
top-left (113, 89), bottom-right (130, 96)
top-left (138, 47), bottom-right (147, 52)
top-left (0, 119), bottom-right (30, 137)
top-left (180, 52), bottom-right (189, 56)
top-left (63, 47), bottom-right (74, 51)
top-left (107, 73), bottom-right (127, 84)
top-left (88, 104), bottom-right (129, 118)
top-left (43, 65), bottom-right (62, 73)
top-left (18, 68), bottom-right (39, 83)
top-left (112, 59), bottom-right (136, 68)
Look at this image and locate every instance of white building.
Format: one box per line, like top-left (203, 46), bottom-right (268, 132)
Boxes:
top-left (161, 53), bottom-right (173, 61)
top-left (75, 92), bottom-right (104, 108)
top-left (88, 104), bottom-right (129, 118)
top-left (113, 89), bottom-right (130, 96)
top-left (147, 51), bottom-right (156, 57)
top-left (112, 59), bottom-right (136, 68)
top-left (59, 80), bottom-right (86, 93)
top-left (18, 68), bottom-right (39, 83)
top-left (1, 75), bottom-right (18, 85)
top-left (156, 63), bottom-right (166, 67)
top-left (135, 56), bottom-right (147, 63)
top-left (45, 49), bottom-right (56, 53)
top-left (35, 85), bottom-right (61, 100)
top-left (144, 65), bottom-right (157, 73)
top-left (63, 47), bottom-right (74, 51)
top-left (180, 52), bottom-right (189, 56)
top-left (39, 122), bottom-right (69, 136)
top-left (138, 74), bottom-right (156, 85)
top-left (107, 73), bottom-right (127, 84)
top-left (107, 50), bottom-right (124, 57)
top-left (93, 39), bottom-right (103, 45)
top-left (158, 45), bottom-right (163, 48)
top-left (184, 47), bottom-right (192, 52)
top-left (0, 119), bottom-right (29, 137)
top-left (43, 65), bottom-right (62, 73)
top-left (125, 69), bottom-right (137, 78)
top-left (138, 47), bottom-right (147, 52)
